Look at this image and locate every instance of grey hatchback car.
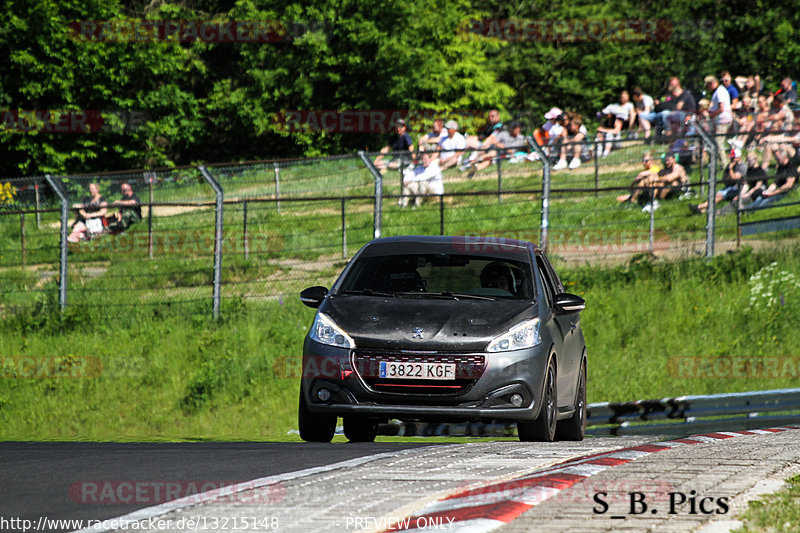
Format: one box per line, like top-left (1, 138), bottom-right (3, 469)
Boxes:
top-left (298, 235), bottom-right (587, 442)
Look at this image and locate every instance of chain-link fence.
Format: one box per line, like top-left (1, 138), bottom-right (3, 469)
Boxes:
top-left (2, 125), bottom-right (798, 318)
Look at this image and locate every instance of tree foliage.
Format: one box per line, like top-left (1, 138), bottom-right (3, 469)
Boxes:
top-left (2, 0), bottom-right (800, 176)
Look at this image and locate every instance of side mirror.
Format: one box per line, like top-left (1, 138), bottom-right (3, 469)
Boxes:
top-left (553, 292), bottom-right (585, 314)
top-left (300, 286), bottom-right (328, 308)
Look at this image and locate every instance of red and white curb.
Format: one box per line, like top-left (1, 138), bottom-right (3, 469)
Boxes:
top-left (380, 426), bottom-right (800, 532)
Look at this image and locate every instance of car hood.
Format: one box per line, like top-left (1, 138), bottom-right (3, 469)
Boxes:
top-left (320, 294), bottom-right (536, 351)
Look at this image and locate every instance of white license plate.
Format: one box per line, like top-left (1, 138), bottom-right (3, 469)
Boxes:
top-left (379, 361), bottom-right (456, 380)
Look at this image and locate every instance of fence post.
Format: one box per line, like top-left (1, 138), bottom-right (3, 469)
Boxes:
top-left (274, 163), bottom-right (281, 213)
top-left (199, 166), bottom-right (224, 319)
top-left (496, 157), bottom-right (502, 202)
top-left (341, 198), bottom-right (347, 259)
top-left (527, 138), bottom-right (551, 251)
top-left (145, 171), bottom-right (155, 259)
top-left (439, 194), bottom-right (445, 235)
top-left (34, 183), bottom-right (41, 228)
top-left (45, 174), bottom-right (68, 311)
top-left (649, 203), bottom-right (655, 254)
top-left (243, 200), bottom-right (249, 260)
top-left (690, 119), bottom-right (718, 258)
top-left (593, 138), bottom-right (600, 193)
top-left (358, 151), bottom-right (382, 239)
top-left (19, 212), bottom-right (26, 266)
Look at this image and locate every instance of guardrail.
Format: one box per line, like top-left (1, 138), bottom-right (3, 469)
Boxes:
top-left (376, 388), bottom-right (800, 438)
top-left (586, 387), bottom-right (800, 436)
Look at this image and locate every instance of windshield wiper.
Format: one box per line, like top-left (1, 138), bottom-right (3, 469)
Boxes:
top-left (339, 289), bottom-right (396, 297)
top-left (434, 291), bottom-right (497, 300)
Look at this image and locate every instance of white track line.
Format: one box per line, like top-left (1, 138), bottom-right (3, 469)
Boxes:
top-left (72, 448), bottom-right (426, 533)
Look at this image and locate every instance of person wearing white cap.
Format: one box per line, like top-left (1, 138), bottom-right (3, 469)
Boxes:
top-left (438, 120), bottom-right (467, 170)
top-left (532, 107), bottom-right (563, 160)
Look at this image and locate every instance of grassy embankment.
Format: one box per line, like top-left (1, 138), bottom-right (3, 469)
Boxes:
top-left (1, 245), bottom-right (799, 442)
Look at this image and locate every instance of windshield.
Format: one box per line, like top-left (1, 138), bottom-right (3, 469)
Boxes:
top-left (338, 253), bottom-right (534, 299)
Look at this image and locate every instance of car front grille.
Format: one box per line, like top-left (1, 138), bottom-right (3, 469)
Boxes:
top-left (352, 350), bottom-right (485, 395)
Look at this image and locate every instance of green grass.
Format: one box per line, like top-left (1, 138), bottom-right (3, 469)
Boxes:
top-left (2, 142), bottom-right (800, 440)
top-left (738, 473), bottom-right (800, 533)
top-left (1, 246), bottom-right (799, 441)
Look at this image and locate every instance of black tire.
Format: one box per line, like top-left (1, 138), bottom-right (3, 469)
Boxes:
top-left (343, 415), bottom-right (378, 442)
top-left (518, 359), bottom-right (557, 442)
top-left (556, 359), bottom-right (586, 441)
top-left (298, 387), bottom-right (336, 443)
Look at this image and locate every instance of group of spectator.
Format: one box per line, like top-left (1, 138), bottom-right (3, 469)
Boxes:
top-left (373, 72), bottom-right (799, 210)
top-left (67, 181), bottom-right (142, 242)
top-left (376, 110), bottom-right (529, 208)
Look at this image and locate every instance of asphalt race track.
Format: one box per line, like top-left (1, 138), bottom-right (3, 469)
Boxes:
top-left (3, 428), bottom-right (799, 532)
top-left (0, 441), bottom-right (427, 532)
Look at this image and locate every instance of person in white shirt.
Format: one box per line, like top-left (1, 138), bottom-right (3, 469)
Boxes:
top-left (438, 120), bottom-right (467, 170)
top-left (706, 75), bottom-right (733, 163)
top-left (632, 87), bottom-right (654, 139)
top-left (400, 151), bottom-right (443, 207)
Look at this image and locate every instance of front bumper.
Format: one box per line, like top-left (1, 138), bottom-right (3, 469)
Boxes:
top-left (299, 337), bottom-right (549, 423)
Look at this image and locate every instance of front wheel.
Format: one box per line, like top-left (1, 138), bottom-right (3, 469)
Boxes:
top-left (556, 359), bottom-right (586, 441)
top-left (343, 415), bottom-right (378, 442)
top-left (518, 359), bottom-right (557, 442)
top-left (298, 386), bottom-right (336, 443)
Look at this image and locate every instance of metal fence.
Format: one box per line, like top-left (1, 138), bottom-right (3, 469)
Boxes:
top-left (1, 125), bottom-right (798, 318)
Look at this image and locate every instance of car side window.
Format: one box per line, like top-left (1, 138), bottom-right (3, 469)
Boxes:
top-left (540, 253), bottom-right (564, 294)
top-left (535, 254), bottom-right (555, 308)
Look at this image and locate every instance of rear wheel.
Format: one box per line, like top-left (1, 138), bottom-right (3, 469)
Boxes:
top-left (556, 359), bottom-right (586, 441)
top-left (518, 359), bottom-right (557, 442)
top-left (343, 415), bottom-right (378, 442)
top-left (298, 386), bottom-right (336, 443)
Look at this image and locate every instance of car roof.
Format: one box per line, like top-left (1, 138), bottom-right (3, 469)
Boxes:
top-left (358, 235), bottom-right (539, 258)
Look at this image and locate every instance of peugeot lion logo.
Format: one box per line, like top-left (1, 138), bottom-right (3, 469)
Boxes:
top-left (411, 327), bottom-right (424, 339)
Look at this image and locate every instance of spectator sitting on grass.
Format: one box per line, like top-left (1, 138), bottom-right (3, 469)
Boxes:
top-left (438, 120), bottom-right (467, 170)
top-left (773, 77), bottom-right (798, 105)
top-left (632, 86), bottom-right (655, 140)
top-left (399, 150), bottom-right (443, 208)
top-left (418, 119), bottom-right (446, 152)
top-left (532, 107), bottom-right (563, 159)
top-left (617, 151), bottom-right (662, 205)
top-left (690, 148), bottom-right (746, 214)
top-left (67, 182), bottom-right (107, 243)
top-left (553, 113), bottom-right (590, 170)
top-left (374, 119), bottom-right (414, 172)
top-left (738, 153), bottom-right (769, 208)
top-left (745, 147), bottom-right (798, 210)
top-left (463, 109), bottom-right (503, 169)
top-left (466, 121), bottom-right (527, 176)
top-left (106, 182), bottom-right (142, 232)
top-left (641, 152), bottom-right (688, 212)
top-left (593, 91), bottom-right (635, 159)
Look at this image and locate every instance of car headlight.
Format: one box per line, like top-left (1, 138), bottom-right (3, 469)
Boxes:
top-left (309, 312), bottom-right (355, 349)
top-left (487, 318), bottom-right (541, 352)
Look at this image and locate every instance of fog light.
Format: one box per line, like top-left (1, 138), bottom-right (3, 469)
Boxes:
top-left (509, 393), bottom-right (523, 407)
top-left (317, 388), bottom-right (331, 401)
